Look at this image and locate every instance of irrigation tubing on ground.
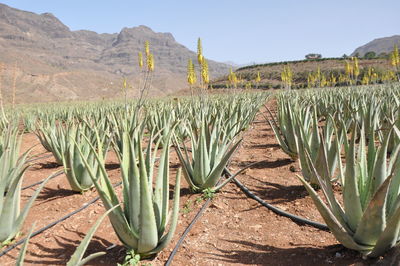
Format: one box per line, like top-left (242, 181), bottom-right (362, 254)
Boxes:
top-left (165, 161), bottom-right (329, 264)
top-left (22, 172), bottom-right (63, 191)
top-left (22, 154), bottom-right (60, 191)
top-left (223, 166), bottom-right (329, 231)
top-left (165, 192), bottom-right (212, 266)
top-left (0, 181), bottom-right (123, 258)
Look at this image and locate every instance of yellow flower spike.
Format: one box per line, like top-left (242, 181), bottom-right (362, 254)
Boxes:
top-left (201, 59), bottom-right (209, 84)
top-left (227, 68), bottom-right (238, 88)
top-left (281, 65), bottom-right (293, 89)
top-left (187, 59), bottom-right (196, 85)
top-left (145, 41), bottom-right (150, 58)
top-left (353, 57), bottom-right (359, 78)
top-left (255, 71), bottom-right (261, 83)
top-left (147, 53), bottom-right (154, 72)
top-left (123, 78), bottom-right (127, 89)
top-left (391, 45), bottom-right (400, 67)
top-left (138, 52), bottom-right (143, 69)
top-left (197, 38), bottom-right (203, 65)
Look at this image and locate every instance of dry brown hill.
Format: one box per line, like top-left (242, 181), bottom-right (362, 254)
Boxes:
top-left (0, 3), bottom-right (230, 103)
top-left (352, 35), bottom-right (400, 57)
top-left (211, 58), bottom-right (392, 89)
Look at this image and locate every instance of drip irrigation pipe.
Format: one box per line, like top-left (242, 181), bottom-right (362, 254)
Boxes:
top-left (0, 182), bottom-right (122, 258)
top-left (22, 154), bottom-right (60, 191)
top-left (165, 162), bottom-right (329, 265)
top-left (21, 172), bottom-right (63, 191)
top-left (165, 197), bottom-right (212, 266)
top-left (223, 167), bottom-right (329, 231)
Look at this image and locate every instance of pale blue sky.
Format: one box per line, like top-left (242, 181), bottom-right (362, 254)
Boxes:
top-left (1, 0), bottom-right (399, 64)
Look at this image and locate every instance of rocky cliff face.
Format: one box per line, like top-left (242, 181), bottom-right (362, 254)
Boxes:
top-left (0, 3), bottom-right (230, 103)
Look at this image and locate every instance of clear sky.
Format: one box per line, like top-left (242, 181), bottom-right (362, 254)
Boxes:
top-left (1, 0), bottom-right (399, 65)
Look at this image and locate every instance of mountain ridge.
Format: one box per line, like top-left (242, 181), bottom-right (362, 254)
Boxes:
top-left (351, 35), bottom-right (400, 57)
top-left (0, 3), bottom-right (230, 103)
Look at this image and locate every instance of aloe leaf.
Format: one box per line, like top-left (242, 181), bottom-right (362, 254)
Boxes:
top-left (149, 168), bottom-right (181, 255)
top-left (173, 139), bottom-right (198, 190)
top-left (5, 170), bottom-right (57, 244)
top-left (354, 172), bottom-right (393, 246)
top-left (137, 143), bottom-right (158, 253)
top-left (304, 149), bottom-right (349, 231)
top-left (388, 152), bottom-right (400, 216)
top-left (67, 205), bottom-right (118, 266)
top-left (296, 123), bottom-right (313, 182)
top-left (343, 123), bottom-right (363, 232)
top-left (203, 139), bottom-right (242, 190)
top-left (369, 194), bottom-right (400, 258)
top-left (297, 175), bottom-right (370, 251)
top-left (75, 252), bottom-right (107, 266)
top-left (265, 110), bottom-right (294, 159)
top-left (153, 133), bottom-right (170, 234)
top-left (15, 222), bottom-right (36, 266)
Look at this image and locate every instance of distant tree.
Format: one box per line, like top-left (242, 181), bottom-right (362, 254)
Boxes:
top-left (364, 51), bottom-right (376, 59)
top-left (342, 54), bottom-right (348, 58)
top-left (305, 53), bottom-right (322, 60)
top-left (354, 52), bottom-right (360, 58)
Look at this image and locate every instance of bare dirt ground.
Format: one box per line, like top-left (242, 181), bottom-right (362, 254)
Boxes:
top-left (0, 102), bottom-right (397, 266)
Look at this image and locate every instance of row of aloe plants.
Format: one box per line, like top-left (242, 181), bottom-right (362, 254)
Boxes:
top-left (2, 91), bottom-right (269, 265)
top-left (0, 125), bottom-right (55, 246)
top-left (269, 83), bottom-right (400, 258)
top-left (5, 82), bottom-right (400, 263)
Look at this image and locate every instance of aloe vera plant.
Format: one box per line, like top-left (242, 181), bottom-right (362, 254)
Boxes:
top-left (0, 127), bottom-right (57, 245)
top-left (77, 126), bottom-right (181, 257)
top-left (0, 127), bottom-right (24, 192)
top-left (36, 121), bottom-right (68, 165)
top-left (1, 171), bottom-right (55, 245)
top-left (296, 110), bottom-right (345, 186)
top-left (146, 104), bottom-right (176, 147)
top-left (62, 123), bottom-right (109, 192)
top-left (298, 122), bottom-right (400, 258)
top-left (266, 95), bottom-right (312, 160)
top-left (175, 115), bottom-right (242, 192)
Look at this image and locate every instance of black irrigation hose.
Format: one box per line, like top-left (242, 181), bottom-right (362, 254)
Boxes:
top-left (22, 154), bottom-right (58, 191)
top-left (165, 193), bottom-right (212, 266)
top-left (224, 167), bottom-right (329, 231)
top-left (22, 172), bottom-right (63, 191)
top-left (165, 162), bottom-right (329, 265)
top-left (0, 181), bottom-right (122, 258)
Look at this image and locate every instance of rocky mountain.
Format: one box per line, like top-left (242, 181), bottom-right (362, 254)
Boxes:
top-left (351, 35), bottom-right (400, 57)
top-left (0, 3), bottom-right (230, 103)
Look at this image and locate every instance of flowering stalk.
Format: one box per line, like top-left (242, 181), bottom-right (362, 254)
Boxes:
top-left (255, 71), bottom-right (261, 89)
top-left (281, 65), bottom-right (293, 90)
top-left (187, 59), bottom-right (196, 96)
top-left (137, 40), bottom-right (154, 112)
top-left (390, 45), bottom-right (400, 81)
top-left (228, 68), bottom-right (238, 89)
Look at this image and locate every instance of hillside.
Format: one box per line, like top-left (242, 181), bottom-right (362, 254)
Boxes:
top-left (0, 3), bottom-right (230, 103)
top-left (211, 58), bottom-right (392, 89)
top-left (351, 35), bottom-right (400, 57)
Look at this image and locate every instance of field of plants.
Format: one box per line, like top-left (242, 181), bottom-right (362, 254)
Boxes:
top-left (0, 79), bottom-right (399, 265)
